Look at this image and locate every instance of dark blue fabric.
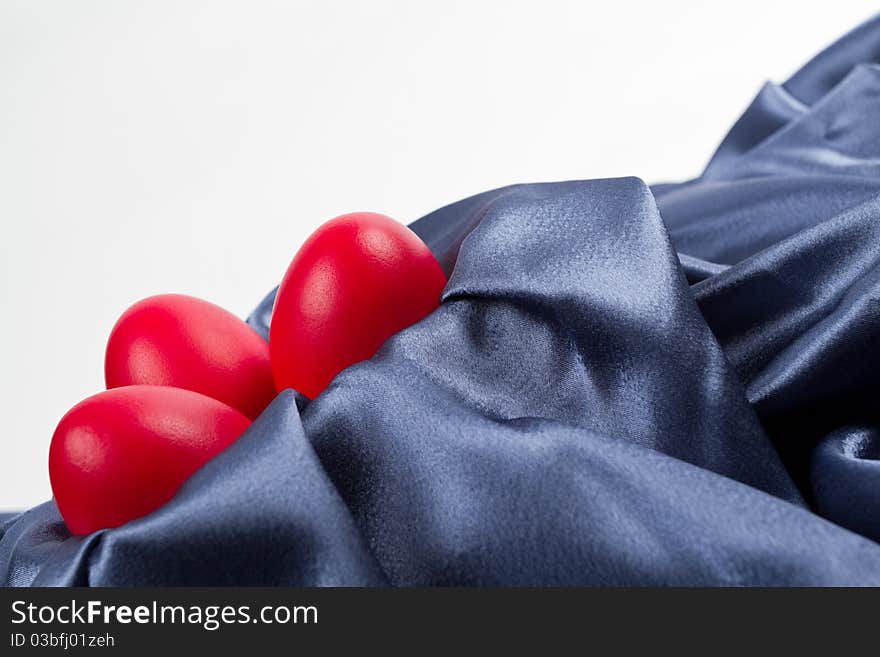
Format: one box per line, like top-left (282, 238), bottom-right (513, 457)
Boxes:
top-left (4, 16), bottom-right (880, 586)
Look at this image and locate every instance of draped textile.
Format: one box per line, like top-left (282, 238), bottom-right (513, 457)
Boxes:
top-left (4, 16), bottom-right (880, 586)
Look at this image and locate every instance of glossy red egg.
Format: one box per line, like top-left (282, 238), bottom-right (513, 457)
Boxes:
top-left (270, 212), bottom-right (446, 399)
top-left (105, 294), bottom-right (276, 419)
top-left (49, 385), bottom-right (251, 535)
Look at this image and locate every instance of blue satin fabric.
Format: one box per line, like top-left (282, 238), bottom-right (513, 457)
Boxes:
top-left (4, 16), bottom-right (880, 586)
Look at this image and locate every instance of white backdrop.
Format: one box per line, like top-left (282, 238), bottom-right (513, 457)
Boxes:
top-left (1, 1), bottom-right (875, 509)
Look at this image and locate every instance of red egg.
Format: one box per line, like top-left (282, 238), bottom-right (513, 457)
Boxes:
top-left (49, 385), bottom-right (251, 535)
top-left (270, 212), bottom-right (446, 399)
top-left (105, 294), bottom-right (276, 419)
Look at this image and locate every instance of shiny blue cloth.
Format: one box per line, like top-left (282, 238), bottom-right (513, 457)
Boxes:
top-left (4, 16), bottom-right (880, 586)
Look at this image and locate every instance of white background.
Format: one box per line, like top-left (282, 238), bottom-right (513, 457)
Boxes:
top-left (1, 1), bottom-right (876, 510)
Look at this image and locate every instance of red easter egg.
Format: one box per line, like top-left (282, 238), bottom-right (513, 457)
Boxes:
top-left (105, 294), bottom-right (276, 419)
top-left (270, 212), bottom-right (446, 399)
top-left (49, 385), bottom-right (251, 535)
